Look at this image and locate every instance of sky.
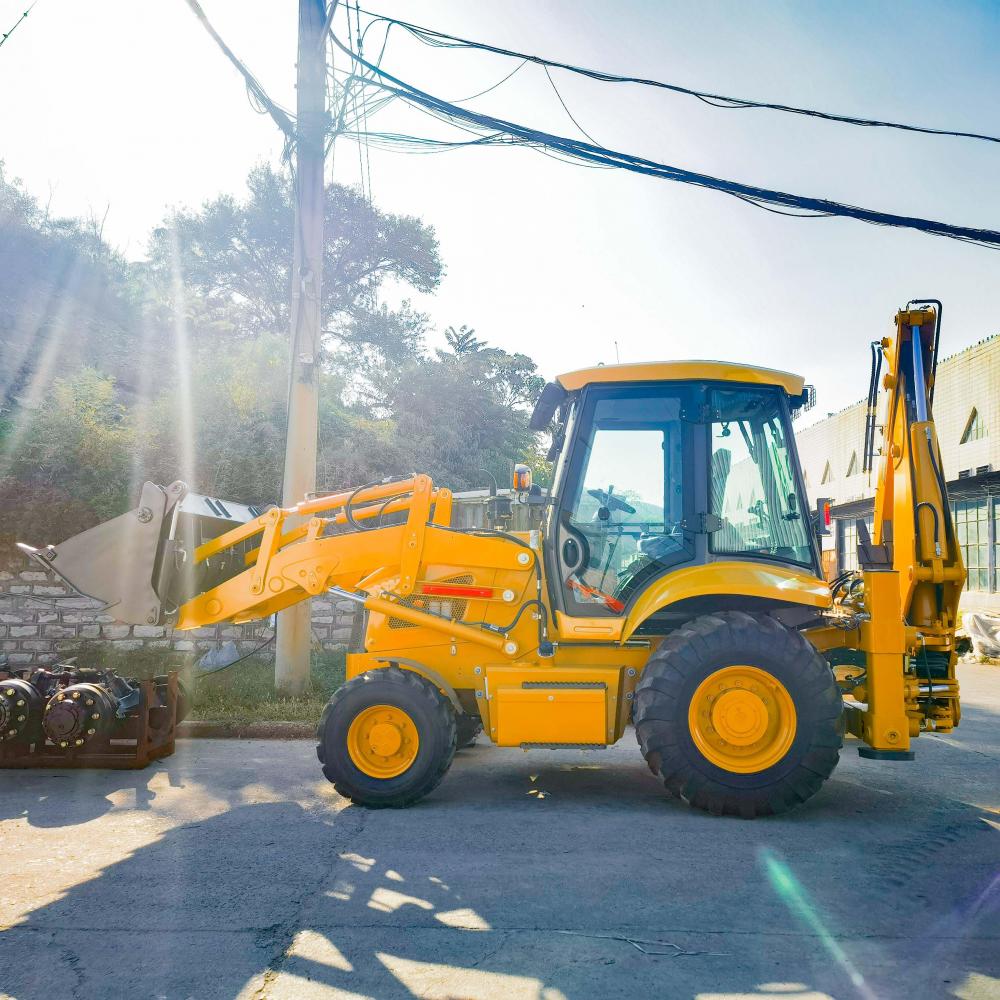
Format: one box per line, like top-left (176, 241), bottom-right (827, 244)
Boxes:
top-left (2, 0), bottom-right (999, 420)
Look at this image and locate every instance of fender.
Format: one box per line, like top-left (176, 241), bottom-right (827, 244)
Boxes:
top-left (622, 561), bottom-right (831, 641)
top-left (375, 656), bottom-right (465, 715)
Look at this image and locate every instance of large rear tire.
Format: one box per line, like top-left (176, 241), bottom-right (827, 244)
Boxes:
top-left (317, 666), bottom-right (456, 808)
top-left (634, 611), bottom-right (842, 818)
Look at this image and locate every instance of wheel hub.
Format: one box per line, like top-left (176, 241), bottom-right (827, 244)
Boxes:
top-left (347, 705), bottom-right (420, 779)
top-left (688, 665), bottom-right (797, 774)
top-left (367, 722), bottom-right (403, 758)
top-left (711, 689), bottom-right (769, 746)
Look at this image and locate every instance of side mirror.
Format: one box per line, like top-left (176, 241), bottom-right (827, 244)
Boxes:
top-left (513, 464), bottom-right (532, 493)
top-left (529, 382), bottom-right (568, 432)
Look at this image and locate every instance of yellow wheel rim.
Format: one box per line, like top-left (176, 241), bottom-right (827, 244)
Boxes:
top-left (688, 665), bottom-right (797, 774)
top-left (347, 704), bottom-right (420, 779)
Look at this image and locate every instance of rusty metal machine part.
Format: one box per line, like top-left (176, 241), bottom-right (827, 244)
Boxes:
top-left (0, 666), bottom-right (187, 770)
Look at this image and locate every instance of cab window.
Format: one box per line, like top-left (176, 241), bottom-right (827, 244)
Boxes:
top-left (558, 389), bottom-right (691, 614)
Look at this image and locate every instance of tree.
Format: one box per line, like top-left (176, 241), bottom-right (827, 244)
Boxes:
top-left (385, 334), bottom-right (546, 492)
top-left (0, 164), bottom-right (549, 541)
top-left (0, 368), bottom-right (135, 539)
top-left (0, 163), bottom-right (147, 414)
top-left (443, 325), bottom-right (485, 356)
top-left (144, 164), bottom-right (442, 380)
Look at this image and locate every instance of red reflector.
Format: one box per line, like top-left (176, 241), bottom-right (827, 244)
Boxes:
top-left (823, 502), bottom-right (831, 527)
top-left (420, 583), bottom-right (494, 599)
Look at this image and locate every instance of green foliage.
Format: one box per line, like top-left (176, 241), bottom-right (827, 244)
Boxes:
top-left (0, 368), bottom-right (135, 519)
top-left (0, 162), bottom-right (146, 412)
top-left (144, 163), bottom-right (442, 380)
top-left (1, 162), bottom-right (547, 539)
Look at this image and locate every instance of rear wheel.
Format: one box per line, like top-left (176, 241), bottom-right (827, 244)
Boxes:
top-left (634, 611), bottom-right (842, 817)
top-left (317, 666), bottom-right (456, 807)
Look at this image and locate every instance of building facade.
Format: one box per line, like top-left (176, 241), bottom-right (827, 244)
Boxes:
top-left (796, 334), bottom-right (1000, 611)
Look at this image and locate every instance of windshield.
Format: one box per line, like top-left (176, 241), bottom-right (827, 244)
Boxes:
top-left (709, 387), bottom-right (813, 567)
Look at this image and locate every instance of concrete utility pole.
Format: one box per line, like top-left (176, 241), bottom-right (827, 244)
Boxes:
top-left (275, 0), bottom-right (329, 696)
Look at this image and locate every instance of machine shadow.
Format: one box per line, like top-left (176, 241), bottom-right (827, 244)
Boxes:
top-left (0, 755), bottom-right (185, 827)
top-left (1, 748), bottom-right (996, 999)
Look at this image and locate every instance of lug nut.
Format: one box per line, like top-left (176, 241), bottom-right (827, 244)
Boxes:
top-left (87, 728), bottom-right (96, 735)
top-left (92, 713), bottom-right (100, 720)
top-left (4, 689), bottom-right (13, 697)
top-left (74, 739), bottom-right (84, 747)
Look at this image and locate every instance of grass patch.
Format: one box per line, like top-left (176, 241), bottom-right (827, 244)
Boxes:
top-left (188, 650), bottom-right (345, 723)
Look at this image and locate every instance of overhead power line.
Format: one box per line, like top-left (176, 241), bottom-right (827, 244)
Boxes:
top-left (0, 2), bottom-right (36, 53)
top-left (183, 0), bottom-right (296, 140)
top-left (354, 7), bottom-right (1000, 146)
top-left (330, 30), bottom-right (1000, 250)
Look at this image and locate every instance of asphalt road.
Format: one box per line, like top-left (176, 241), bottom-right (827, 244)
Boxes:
top-left (1, 663), bottom-right (998, 1000)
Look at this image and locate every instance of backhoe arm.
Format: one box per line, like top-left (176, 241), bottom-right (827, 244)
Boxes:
top-left (836, 304), bottom-right (964, 755)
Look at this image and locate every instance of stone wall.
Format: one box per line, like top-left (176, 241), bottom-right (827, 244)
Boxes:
top-left (0, 541), bottom-right (357, 668)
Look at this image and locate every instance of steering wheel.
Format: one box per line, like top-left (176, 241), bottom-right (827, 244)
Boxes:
top-left (587, 488), bottom-right (636, 516)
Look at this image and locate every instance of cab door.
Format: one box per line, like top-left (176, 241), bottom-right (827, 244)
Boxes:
top-left (550, 384), bottom-right (696, 618)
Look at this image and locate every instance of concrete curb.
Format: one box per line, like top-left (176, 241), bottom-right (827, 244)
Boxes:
top-left (178, 720), bottom-right (316, 740)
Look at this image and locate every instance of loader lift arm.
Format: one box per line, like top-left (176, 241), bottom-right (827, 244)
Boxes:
top-left (19, 474), bottom-right (546, 662)
top-left (810, 303), bottom-right (964, 756)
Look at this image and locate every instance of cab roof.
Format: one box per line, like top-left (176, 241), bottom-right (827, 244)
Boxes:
top-left (556, 360), bottom-right (805, 396)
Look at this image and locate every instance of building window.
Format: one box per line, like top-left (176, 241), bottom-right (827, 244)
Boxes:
top-left (821, 461), bottom-right (833, 484)
top-left (838, 514), bottom-right (874, 573)
top-left (994, 501), bottom-right (1000, 593)
top-left (960, 408), bottom-right (987, 444)
top-left (952, 498), bottom-right (989, 591)
top-left (846, 451), bottom-right (858, 477)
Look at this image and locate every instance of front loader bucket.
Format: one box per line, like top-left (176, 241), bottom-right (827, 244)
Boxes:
top-left (17, 481), bottom-right (189, 626)
top-left (17, 481), bottom-right (265, 626)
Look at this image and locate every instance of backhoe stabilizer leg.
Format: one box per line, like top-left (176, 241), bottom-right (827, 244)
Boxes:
top-left (858, 570), bottom-right (913, 755)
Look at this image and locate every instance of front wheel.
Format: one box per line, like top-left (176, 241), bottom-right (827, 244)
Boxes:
top-left (317, 666), bottom-right (457, 807)
top-left (634, 611), bottom-right (842, 818)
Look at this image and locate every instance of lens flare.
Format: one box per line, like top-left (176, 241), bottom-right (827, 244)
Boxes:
top-left (167, 225), bottom-right (197, 488)
top-left (760, 847), bottom-right (874, 999)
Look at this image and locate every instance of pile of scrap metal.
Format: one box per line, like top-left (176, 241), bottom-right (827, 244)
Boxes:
top-left (0, 660), bottom-right (187, 769)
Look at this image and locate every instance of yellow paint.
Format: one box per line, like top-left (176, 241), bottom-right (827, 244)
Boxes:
top-left (687, 665), bottom-right (797, 773)
top-left (493, 686), bottom-right (606, 747)
top-left (557, 360), bottom-right (805, 395)
top-left (623, 561), bottom-right (831, 640)
top-left (480, 664), bottom-right (627, 744)
top-left (553, 612), bottom-right (624, 641)
top-left (347, 704), bottom-right (420, 778)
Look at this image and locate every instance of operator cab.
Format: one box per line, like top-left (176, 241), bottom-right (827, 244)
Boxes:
top-left (530, 362), bottom-right (818, 618)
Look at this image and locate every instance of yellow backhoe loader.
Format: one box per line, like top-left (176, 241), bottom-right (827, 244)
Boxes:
top-left (18, 301), bottom-right (963, 815)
